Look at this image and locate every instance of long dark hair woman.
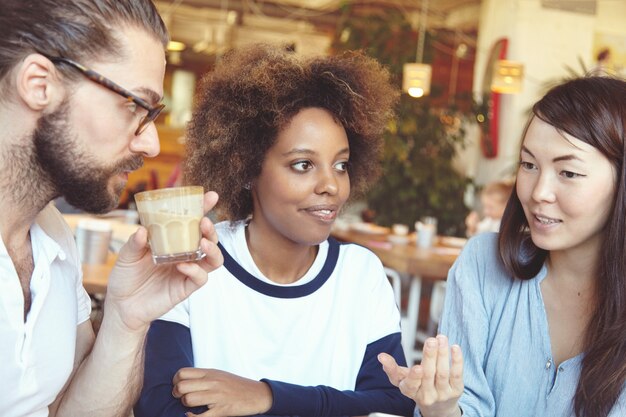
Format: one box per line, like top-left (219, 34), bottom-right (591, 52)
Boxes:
top-left (379, 75), bottom-right (626, 417)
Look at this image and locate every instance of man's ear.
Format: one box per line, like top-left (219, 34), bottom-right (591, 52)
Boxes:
top-left (15, 54), bottom-right (65, 111)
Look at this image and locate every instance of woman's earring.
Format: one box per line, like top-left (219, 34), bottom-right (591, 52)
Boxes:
top-left (244, 182), bottom-right (251, 190)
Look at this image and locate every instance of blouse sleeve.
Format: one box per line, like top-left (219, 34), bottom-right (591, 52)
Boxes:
top-left (437, 236), bottom-right (496, 417)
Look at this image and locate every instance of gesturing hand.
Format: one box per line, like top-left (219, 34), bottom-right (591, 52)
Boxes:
top-left (172, 368), bottom-right (273, 417)
top-left (104, 191), bottom-right (224, 332)
top-left (379, 335), bottom-right (464, 417)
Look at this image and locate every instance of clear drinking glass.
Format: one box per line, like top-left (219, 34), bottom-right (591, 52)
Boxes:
top-left (134, 186), bottom-right (204, 264)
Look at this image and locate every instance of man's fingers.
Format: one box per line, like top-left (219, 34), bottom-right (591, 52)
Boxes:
top-left (199, 237), bottom-right (224, 270)
top-left (171, 243), bottom-right (220, 307)
top-left (198, 216), bottom-right (223, 272)
top-left (200, 217), bottom-right (219, 245)
top-left (203, 191), bottom-right (219, 214)
top-left (174, 262), bottom-right (208, 290)
top-left (117, 226), bottom-right (149, 263)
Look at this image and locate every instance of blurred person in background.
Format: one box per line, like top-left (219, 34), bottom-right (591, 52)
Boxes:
top-left (0, 1), bottom-right (222, 416)
top-left (380, 76), bottom-right (626, 417)
top-left (465, 180), bottom-right (514, 237)
top-left (135, 43), bottom-right (415, 417)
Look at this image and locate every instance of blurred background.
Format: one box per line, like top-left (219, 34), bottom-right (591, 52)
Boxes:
top-left (123, 0), bottom-right (626, 237)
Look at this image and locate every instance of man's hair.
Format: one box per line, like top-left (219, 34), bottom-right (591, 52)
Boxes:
top-left (0, 0), bottom-right (168, 85)
top-left (498, 76), bottom-right (626, 417)
top-left (184, 43), bottom-right (398, 221)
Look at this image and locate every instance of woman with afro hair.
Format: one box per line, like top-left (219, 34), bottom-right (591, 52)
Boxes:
top-left (135, 43), bottom-right (415, 417)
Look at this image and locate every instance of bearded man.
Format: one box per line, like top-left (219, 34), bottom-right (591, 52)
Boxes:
top-left (0, 2), bottom-right (223, 416)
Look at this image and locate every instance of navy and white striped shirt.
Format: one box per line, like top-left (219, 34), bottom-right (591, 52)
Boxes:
top-left (135, 220), bottom-right (414, 417)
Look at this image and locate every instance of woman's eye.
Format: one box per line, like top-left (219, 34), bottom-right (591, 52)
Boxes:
top-left (292, 161), bottom-right (312, 172)
top-left (561, 170), bottom-right (584, 179)
top-left (334, 161), bottom-right (349, 172)
top-left (519, 161), bottom-right (536, 171)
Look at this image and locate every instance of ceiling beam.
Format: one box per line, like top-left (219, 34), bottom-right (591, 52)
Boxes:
top-left (166, 0), bottom-right (342, 33)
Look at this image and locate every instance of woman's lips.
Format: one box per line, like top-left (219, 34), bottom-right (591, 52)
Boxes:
top-left (531, 213), bottom-right (562, 230)
top-left (303, 205), bottom-right (339, 223)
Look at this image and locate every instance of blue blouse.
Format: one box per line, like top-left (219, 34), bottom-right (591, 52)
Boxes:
top-left (431, 233), bottom-right (626, 417)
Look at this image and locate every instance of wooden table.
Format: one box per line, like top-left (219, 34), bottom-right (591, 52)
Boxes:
top-left (82, 252), bottom-right (117, 294)
top-left (81, 229), bottom-right (461, 292)
top-left (331, 228), bottom-right (460, 280)
top-left (62, 213), bottom-right (137, 295)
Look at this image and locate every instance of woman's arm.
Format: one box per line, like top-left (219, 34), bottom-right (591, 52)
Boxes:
top-left (262, 333), bottom-right (414, 417)
top-left (380, 236), bottom-right (498, 417)
top-left (134, 320), bottom-right (208, 417)
top-left (137, 321), bottom-right (414, 417)
top-left (437, 238), bottom-right (496, 416)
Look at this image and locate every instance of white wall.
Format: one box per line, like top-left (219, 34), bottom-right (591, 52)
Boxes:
top-left (469, 0), bottom-right (626, 186)
top-left (597, 1), bottom-right (626, 34)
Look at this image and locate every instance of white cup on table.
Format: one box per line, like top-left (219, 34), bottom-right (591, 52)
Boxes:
top-left (392, 223), bottom-right (409, 236)
top-left (415, 216), bottom-right (437, 249)
top-left (75, 219), bottom-right (113, 264)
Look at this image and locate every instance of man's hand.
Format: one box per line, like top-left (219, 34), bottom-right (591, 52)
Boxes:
top-left (105, 191), bottom-right (223, 332)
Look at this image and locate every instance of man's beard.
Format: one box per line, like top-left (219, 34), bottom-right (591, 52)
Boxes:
top-left (33, 102), bottom-right (143, 214)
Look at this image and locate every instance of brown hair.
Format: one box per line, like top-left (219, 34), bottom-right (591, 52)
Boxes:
top-left (481, 180), bottom-right (514, 203)
top-left (499, 76), bottom-right (626, 417)
top-left (184, 43), bottom-right (398, 221)
top-left (0, 0), bottom-right (168, 86)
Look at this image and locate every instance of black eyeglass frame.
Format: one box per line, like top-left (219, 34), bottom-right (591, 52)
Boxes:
top-left (44, 55), bottom-right (165, 135)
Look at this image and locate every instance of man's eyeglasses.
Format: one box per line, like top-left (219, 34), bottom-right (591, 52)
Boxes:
top-left (44, 55), bottom-right (165, 135)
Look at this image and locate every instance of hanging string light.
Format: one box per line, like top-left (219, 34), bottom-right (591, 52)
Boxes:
top-left (403, 0), bottom-right (432, 98)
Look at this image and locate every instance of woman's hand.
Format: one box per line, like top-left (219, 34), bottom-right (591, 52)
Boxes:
top-left (104, 191), bottom-right (224, 332)
top-left (172, 368), bottom-right (273, 417)
top-left (379, 335), bottom-right (464, 417)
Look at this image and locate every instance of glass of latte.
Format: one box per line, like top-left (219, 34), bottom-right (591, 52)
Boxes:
top-left (134, 186), bottom-right (204, 264)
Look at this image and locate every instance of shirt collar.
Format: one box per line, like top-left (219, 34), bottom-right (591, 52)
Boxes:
top-left (30, 222), bottom-right (67, 263)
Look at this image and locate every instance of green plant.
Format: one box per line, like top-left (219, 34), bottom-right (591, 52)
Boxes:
top-left (332, 7), bottom-right (471, 236)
